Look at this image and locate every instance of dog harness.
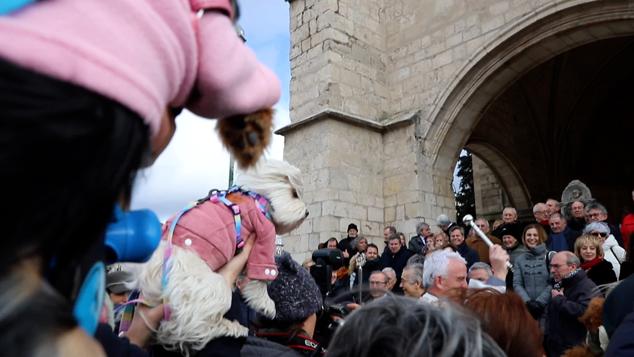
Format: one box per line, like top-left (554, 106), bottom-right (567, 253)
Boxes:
top-left (160, 186), bottom-right (272, 321)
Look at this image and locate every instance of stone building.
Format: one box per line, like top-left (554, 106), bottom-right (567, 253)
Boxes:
top-left (277, 0), bottom-right (634, 259)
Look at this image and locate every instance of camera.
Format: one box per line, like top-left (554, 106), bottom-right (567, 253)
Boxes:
top-left (309, 248), bottom-right (343, 298)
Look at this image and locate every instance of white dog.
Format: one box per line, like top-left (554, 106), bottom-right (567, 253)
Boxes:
top-left (139, 160), bottom-right (307, 354)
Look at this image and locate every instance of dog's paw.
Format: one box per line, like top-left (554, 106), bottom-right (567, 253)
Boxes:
top-left (241, 279), bottom-right (276, 319)
top-left (216, 108), bottom-right (273, 169)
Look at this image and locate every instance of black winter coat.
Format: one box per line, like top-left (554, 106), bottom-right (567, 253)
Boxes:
top-left (585, 259), bottom-right (617, 287)
top-left (545, 270), bottom-right (598, 357)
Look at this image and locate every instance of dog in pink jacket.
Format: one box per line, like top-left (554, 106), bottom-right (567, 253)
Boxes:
top-left (139, 160), bottom-right (308, 354)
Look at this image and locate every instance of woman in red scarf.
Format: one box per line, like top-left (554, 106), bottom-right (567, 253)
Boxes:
top-left (574, 235), bottom-right (617, 287)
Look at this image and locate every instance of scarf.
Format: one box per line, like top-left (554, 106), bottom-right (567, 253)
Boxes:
top-left (581, 257), bottom-right (603, 271)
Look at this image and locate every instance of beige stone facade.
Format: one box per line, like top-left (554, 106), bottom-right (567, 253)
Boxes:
top-left (278, 0), bottom-right (634, 260)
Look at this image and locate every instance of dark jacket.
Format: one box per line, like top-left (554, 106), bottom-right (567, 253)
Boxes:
top-left (545, 270), bottom-right (598, 357)
top-left (547, 227), bottom-right (580, 252)
top-left (408, 235), bottom-right (427, 254)
top-left (241, 336), bottom-right (302, 357)
top-left (455, 242), bottom-right (479, 269)
top-left (585, 259), bottom-right (617, 287)
top-left (605, 311), bottom-right (634, 357)
top-left (380, 247), bottom-right (413, 294)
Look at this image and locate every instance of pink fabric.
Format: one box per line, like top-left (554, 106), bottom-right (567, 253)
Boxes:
top-left (165, 197), bottom-right (277, 281)
top-left (0, 0), bottom-right (280, 137)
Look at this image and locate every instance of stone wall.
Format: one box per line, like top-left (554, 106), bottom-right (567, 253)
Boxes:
top-left (472, 155), bottom-right (506, 221)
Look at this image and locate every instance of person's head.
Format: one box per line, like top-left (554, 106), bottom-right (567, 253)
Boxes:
top-left (546, 198), bottom-right (561, 216)
top-left (326, 237), bottom-right (338, 249)
top-left (400, 264), bottom-right (425, 298)
top-left (433, 232), bottom-right (449, 248)
top-left (106, 266), bottom-right (135, 305)
top-left (463, 290), bottom-right (543, 357)
top-left (449, 226), bottom-right (465, 247)
top-left (327, 296), bottom-right (506, 357)
top-left (366, 244), bottom-right (379, 260)
top-left (574, 235), bottom-right (604, 263)
top-left (347, 223), bottom-right (358, 238)
top-left (398, 232), bottom-right (407, 247)
top-left (502, 207), bottom-right (518, 224)
top-left (585, 202), bottom-right (609, 223)
top-left (368, 271), bottom-right (389, 298)
top-left (548, 212), bottom-right (567, 234)
top-left (384, 226), bottom-right (397, 241)
top-left (533, 203), bottom-right (548, 222)
top-left (550, 251), bottom-right (581, 282)
top-left (436, 214), bottom-right (452, 230)
top-left (416, 222), bottom-right (431, 237)
top-left (354, 236), bottom-right (368, 252)
top-left (265, 252), bottom-right (323, 335)
top-left (382, 268), bottom-right (397, 291)
top-left (468, 262), bottom-right (492, 283)
top-left (388, 235), bottom-right (402, 254)
top-left (583, 222), bottom-right (611, 243)
top-left (491, 219), bottom-right (504, 231)
top-left (571, 200), bottom-right (585, 219)
top-left (474, 218), bottom-right (490, 234)
top-left (498, 223), bottom-right (521, 250)
top-left (522, 224), bottom-right (547, 249)
top-left (423, 250), bottom-right (468, 298)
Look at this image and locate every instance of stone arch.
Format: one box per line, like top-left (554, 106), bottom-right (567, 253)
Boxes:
top-left (427, 0), bottom-right (634, 211)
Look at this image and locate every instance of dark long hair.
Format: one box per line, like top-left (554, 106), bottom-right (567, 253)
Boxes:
top-left (0, 58), bottom-right (149, 298)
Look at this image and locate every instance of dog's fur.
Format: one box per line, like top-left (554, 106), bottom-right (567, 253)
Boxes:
top-left (217, 108), bottom-right (273, 169)
top-left (139, 160), bottom-right (306, 355)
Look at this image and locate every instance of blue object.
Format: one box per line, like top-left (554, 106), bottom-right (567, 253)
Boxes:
top-left (73, 262), bottom-right (105, 335)
top-left (105, 206), bottom-right (162, 263)
top-left (0, 0), bottom-right (35, 15)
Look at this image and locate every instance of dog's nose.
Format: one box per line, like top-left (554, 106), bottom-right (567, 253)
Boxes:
top-left (305, 210), bottom-right (309, 218)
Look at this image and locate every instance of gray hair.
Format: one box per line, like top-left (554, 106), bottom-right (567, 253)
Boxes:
top-left (474, 218), bottom-right (490, 229)
top-left (585, 202), bottom-right (608, 215)
top-left (423, 250), bottom-right (466, 288)
top-left (403, 263), bottom-right (425, 286)
top-left (416, 222), bottom-right (430, 234)
top-left (407, 254), bottom-right (425, 266)
top-left (382, 267), bottom-right (396, 279)
top-left (352, 236), bottom-right (368, 250)
top-left (327, 295), bottom-right (506, 357)
top-left (583, 222), bottom-right (610, 235)
top-left (561, 251), bottom-right (581, 267)
top-left (533, 203), bottom-right (546, 213)
top-left (468, 262), bottom-right (492, 277)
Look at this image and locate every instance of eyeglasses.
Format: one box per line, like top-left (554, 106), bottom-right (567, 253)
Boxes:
top-left (369, 281), bottom-right (386, 286)
top-left (590, 232), bottom-right (608, 238)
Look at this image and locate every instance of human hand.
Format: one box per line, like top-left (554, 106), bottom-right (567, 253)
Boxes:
top-left (219, 233), bottom-right (256, 289)
top-left (342, 249), bottom-right (350, 259)
top-left (125, 299), bottom-right (165, 348)
top-left (551, 288), bottom-right (564, 298)
top-left (489, 244), bottom-right (510, 280)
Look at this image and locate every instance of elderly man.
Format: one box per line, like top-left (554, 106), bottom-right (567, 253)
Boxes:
top-left (400, 263), bottom-right (425, 299)
top-left (382, 267), bottom-right (397, 292)
top-left (548, 213), bottom-right (580, 252)
top-left (502, 207), bottom-right (519, 224)
top-left (546, 198), bottom-right (561, 217)
top-left (467, 262), bottom-right (492, 283)
top-left (366, 270), bottom-right (390, 302)
top-left (436, 214), bottom-right (456, 235)
top-left (567, 200), bottom-right (587, 232)
top-left (420, 250), bottom-right (468, 305)
top-left (466, 218), bottom-right (502, 264)
top-left (533, 202), bottom-right (551, 234)
top-left (545, 251), bottom-right (598, 357)
top-left (409, 222), bottom-right (432, 254)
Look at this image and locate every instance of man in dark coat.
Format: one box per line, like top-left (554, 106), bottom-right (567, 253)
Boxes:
top-left (545, 251), bottom-right (598, 357)
top-left (449, 226), bottom-right (479, 269)
top-left (408, 222), bottom-right (432, 254)
top-left (380, 234), bottom-right (412, 294)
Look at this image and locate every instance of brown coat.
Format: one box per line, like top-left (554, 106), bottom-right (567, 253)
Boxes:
top-left (466, 234), bottom-right (502, 264)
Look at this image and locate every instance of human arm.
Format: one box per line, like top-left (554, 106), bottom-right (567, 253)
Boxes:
top-left (488, 244), bottom-right (510, 281)
top-left (512, 260), bottom-right (531, 302)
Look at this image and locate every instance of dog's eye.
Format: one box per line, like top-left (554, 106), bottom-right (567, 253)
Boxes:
top-left (292, 189), bottom-right (298, 199)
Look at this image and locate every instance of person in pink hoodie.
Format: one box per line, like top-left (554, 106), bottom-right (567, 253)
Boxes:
top-left (0, 0), bottom-right (280, 355)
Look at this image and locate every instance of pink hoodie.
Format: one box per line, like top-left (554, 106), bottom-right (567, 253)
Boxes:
top-left (0, 0), bottom-right (280, 137)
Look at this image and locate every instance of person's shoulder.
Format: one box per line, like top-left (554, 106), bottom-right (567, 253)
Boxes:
top-left (242, 336), bottom-right (302, 357)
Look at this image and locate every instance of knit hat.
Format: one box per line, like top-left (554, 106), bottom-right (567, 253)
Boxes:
top-left (347, 223), bottom-right (358, 232)
top-left (494, 222), bottom-right (522, 240)
top-left (267, 252), bottom-right (322, 323)
top-left (436, 214), bottom-right (451, 226)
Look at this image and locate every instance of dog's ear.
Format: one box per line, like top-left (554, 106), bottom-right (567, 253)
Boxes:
top-left (216, 108), bottom-right (273, 169)
top-left (578, 297), bottom-right (604, 331)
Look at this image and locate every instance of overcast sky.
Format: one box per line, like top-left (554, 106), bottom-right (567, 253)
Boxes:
top-left (130, 1), bottom-right (291, 221)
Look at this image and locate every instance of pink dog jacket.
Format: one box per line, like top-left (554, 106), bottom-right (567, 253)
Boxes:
top-left (0, 0), bottom-right (280, 137)
top-left (165, 193), bottom-right (277, 281)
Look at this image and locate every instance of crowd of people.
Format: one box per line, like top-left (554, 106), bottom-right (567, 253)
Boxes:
top-left (313, 194), bottom-right (634, 357)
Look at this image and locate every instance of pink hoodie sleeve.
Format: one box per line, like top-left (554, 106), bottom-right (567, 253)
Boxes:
top-left (186, 11), bottom-right (281, 119)
top-left (244, 206), bottom-right (278, 281)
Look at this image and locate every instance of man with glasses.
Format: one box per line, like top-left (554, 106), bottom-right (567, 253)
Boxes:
top-left (583, 222), bottom-right (625, 278)
top-left (366, 271), bottom-right (389, 302)
top-left (545, 251), bottom-right (598, 357)
top-left (585, 202), bottom-right (624, 247)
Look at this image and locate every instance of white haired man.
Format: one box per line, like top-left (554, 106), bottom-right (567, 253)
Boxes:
top-left (421, 250), bottom-right (468, 305)
top-left (400, 263), bottom-right (425, 299)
